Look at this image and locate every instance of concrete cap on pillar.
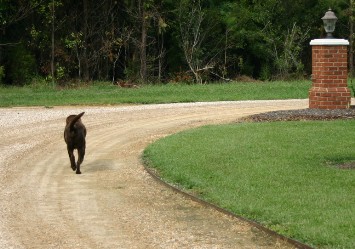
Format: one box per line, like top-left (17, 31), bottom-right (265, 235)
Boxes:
top-left (310, 39), bottom-right (349, 46)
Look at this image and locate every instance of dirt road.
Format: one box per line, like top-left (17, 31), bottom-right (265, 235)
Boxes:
top-left (0, 100), bottom-right (308, 249)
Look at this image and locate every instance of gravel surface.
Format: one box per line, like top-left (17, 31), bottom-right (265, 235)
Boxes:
top-left (0, 99), bottom-right (312, 248)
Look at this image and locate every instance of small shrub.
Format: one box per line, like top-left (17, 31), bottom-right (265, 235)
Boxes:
top-left (0, 66), bottom-right (5, 84)
top-left (7, 43), bottom-right (36, 85)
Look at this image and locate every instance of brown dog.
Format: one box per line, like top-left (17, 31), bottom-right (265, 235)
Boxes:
top-left (64, 112), bottom-right (86, 174)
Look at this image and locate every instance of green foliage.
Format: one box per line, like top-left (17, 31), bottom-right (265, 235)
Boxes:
top-left (0, 0), bottom-right (353, 84)
top-left (220, 1), bottom-right (277, 78)
top-left (259, 63), bottom-right (272, 81)
top-left (0, 66), bottom-right (5, 84)
top-left (64, 32), bottom-right (83, 50)
top-left (274, 23), bottom-right (310, 79)
top-left (220, 0), bottom-right (316, 79)
top-left (143, 120), bottom-right (355, 248)
top-left (7, 43), bottom-right (36, 85)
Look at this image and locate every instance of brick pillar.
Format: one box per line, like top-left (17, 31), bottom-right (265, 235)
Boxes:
top-left (309, 39), bottom-right (351, 109)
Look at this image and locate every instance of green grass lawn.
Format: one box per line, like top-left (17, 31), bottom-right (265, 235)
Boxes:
top-left (0, 80), bottom-right (310, 107)
top-left (143, 120), bottom-right (355, 249)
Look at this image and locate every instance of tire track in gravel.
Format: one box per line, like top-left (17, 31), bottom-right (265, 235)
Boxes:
top-left (0, 100), bottom-right (308, 249)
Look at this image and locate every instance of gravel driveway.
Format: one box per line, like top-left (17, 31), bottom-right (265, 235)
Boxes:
top-left (0, 100), bottom-right (308, 249)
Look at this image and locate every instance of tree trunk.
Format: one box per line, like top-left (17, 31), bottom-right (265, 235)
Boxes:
top-left (158, 35), bottom-right (164, 83)
top-left (139, 0), bottom-right (147, 83)
top-left (82, 0), bottom-right (90, 81)
top-left (51, 0), bottom-right (55, 86)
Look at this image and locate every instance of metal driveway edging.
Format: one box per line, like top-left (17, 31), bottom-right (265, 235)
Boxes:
top-left (143, 165), bottom-right (314, 249)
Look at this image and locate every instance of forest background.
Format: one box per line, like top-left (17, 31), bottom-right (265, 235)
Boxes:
top-left (0, 0), bottom-right (354, 85)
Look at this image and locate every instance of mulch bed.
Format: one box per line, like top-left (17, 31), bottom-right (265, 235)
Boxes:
top-left (240, 107), bottom-right (355, 122)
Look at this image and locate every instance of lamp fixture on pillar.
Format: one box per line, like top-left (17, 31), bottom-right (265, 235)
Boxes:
top-left (321, 8), bottom-right (338, 38)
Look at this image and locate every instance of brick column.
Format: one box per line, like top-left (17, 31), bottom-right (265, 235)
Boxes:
top-left (309, 39), bottom-right (351, 109)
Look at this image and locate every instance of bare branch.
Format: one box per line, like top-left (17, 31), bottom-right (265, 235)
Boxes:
top-left (0, 42), bottom-right (21, 46)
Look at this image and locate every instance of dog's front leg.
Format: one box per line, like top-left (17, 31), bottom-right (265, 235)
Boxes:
top-left (67, 147), bottom-right (76, 171)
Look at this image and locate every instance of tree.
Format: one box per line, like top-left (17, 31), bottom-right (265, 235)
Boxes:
top-left (50, 0), bottom-right (55, 85)
top-left (28, 0), bottom-right (62, 81)
top-left (178, 0), bottom-right (222, 83)
top-left (0, 0), bottom-right (38, 34)
top-left (273, 23), bottom-right (310, 79)
top-left (1, 0), bottom-right (353, 85)
top-left (220, 0), bottom-right (277, 79)
top-left (138, 0), bottom-right (147, 82)
top-left (0, 0), bottom-right (40, 84)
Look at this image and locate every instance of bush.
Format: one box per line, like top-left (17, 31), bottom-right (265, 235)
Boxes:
top-left (7, 43), bottom-right (36, 85)
top-left (0, 66), bottom-right (5, 84)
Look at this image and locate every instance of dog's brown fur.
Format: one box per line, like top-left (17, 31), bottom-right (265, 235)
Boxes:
top-left (64, 112), bottom-right (86, 174)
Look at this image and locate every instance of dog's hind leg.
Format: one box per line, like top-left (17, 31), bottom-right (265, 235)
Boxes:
top-left (76, 148), bottom-right (85, 174)
top-left (67, 147), bottom-right (76, 171)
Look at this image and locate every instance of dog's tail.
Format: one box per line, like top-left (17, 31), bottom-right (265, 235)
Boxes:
top-left (68, 112), bottom-right (85, 130)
